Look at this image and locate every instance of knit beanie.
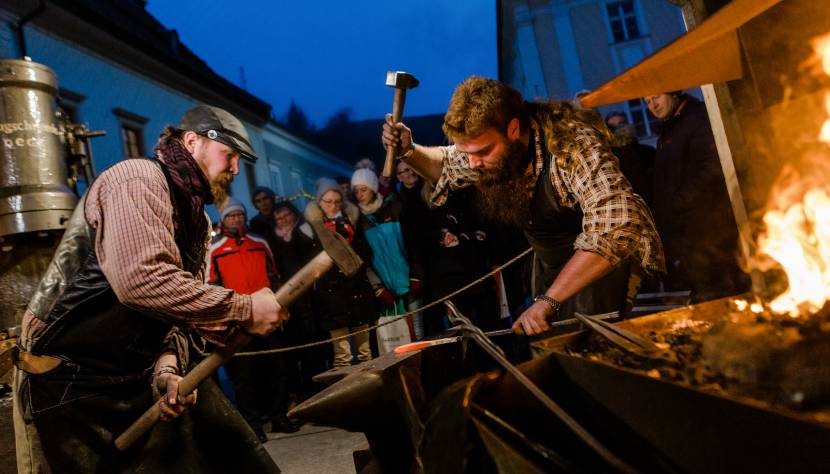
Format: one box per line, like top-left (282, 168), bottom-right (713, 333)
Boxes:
top-left (315, 177), bottom-right (342, 202)
top-left (351, 168), bottom-right (379, 193)
top-left (219, 196), bottom-right (246, 220)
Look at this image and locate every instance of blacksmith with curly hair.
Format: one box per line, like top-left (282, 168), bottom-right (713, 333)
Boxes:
top-left (382, 76), bottom-right (665, 336)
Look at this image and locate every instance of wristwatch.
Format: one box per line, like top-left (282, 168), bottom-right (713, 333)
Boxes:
top-left (533, 294), bottom-right (562, 320)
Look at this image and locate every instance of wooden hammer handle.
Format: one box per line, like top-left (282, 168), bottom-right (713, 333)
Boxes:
top-left (114, 251), bottom-right (335, 451)
top-left (383, 87), bottom-right (407, 178)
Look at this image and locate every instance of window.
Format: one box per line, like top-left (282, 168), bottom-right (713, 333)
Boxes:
top-left (291, 170), bottom-right (304, 195)
top-left (607, 1), bottom-right (640, 43)
top-left (113, 108), bottom-right (149, 159)
top-left (243, 161), bottom-right (257, 193)
top-left (627, 98), bottom-right (660, 138)
top-left (57, 88), bottom-right (85, 123)
top-left (121, 126), bottom-right (144, 158)
top-left (269, 163), bottom-right (284, 195)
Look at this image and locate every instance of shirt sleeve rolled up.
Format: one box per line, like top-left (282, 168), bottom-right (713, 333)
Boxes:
top-left (559, 128), bottom-right (665, 274)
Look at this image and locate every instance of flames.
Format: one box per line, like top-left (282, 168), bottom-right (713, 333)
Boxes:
top-left (746, 33), bottom-right (830, 318)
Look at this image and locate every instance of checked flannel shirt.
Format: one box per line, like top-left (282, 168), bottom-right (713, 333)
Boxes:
top-left (429, 124), bottom-right (666, 275)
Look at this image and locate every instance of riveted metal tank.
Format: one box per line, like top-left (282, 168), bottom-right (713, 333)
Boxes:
top-left (0, 58), bottom-right (76, 237)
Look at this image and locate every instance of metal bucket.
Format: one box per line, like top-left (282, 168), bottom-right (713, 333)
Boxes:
top-left (0, 58), bottom-right (76, 237)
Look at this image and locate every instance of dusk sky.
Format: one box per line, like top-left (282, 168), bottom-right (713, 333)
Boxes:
top-left (146, 1), bottom-right (498, 127)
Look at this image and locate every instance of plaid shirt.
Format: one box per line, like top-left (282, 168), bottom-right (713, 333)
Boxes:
top-left (86, 160), bottom-right (251, 335)
top-left (429, 125), bottom-right (665, 274)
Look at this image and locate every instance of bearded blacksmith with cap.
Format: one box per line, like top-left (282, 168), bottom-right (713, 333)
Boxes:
top-left (383, 77), bottom-right (665, 336)
top-left (12, 105), bottom-right (287, 473)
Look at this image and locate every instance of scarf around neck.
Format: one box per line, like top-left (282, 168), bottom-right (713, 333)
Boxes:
top-left (275, 220), bottom-right (298, 243)
top-left (154, 139), bottom-right (213, 244)
top-left (359, 195), bottom-right (383, 215)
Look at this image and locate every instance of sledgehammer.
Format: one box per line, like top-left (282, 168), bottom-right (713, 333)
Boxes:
top-left (382, 71), bottom-right (419, 178)
top-left (114, 221), bottom-right (363, 451)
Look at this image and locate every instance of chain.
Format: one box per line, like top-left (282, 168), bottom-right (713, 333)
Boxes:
top-left (235, 247), bottom-right (533, 357)
top-left (275, 190), bottom-right (316, 202)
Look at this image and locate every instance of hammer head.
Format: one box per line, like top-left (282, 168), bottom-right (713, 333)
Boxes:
top-left (386, 71), bottom-right (419, 90)
top-left (311, 221), bottom-right (363, 276)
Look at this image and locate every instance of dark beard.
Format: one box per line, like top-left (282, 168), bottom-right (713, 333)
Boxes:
top-left (211, 172), bottom-right (233, 209)
top-left (475, 139), bottom-right (533, 227)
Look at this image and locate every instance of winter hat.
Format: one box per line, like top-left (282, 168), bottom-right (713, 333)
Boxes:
top-left (315, 177), bottom-right (342, 202)
top-left (219, 196), bottom-right (246, 220)
top-left (351, 168), bottom-right (379, 193)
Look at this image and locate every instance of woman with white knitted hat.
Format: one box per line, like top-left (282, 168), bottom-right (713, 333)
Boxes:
top-left (351, 167), bottom-right (421, 351)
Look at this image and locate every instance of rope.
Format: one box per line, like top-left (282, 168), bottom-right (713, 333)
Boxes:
top-left (235, 247), bottom-right (533, 357)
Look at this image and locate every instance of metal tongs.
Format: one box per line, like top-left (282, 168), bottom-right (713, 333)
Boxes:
top-left (572, 311), bottom-right (662, 357)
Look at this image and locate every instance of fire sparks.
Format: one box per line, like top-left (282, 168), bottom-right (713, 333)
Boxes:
top-left (751, 33), bottom-right (830, 318)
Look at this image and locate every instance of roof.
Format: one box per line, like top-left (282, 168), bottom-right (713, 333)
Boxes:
top-left (12, 0), bottom-right (271, 124)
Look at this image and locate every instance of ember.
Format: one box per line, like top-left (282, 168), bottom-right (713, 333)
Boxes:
top-left (567, 302), bottom-right (830, 410)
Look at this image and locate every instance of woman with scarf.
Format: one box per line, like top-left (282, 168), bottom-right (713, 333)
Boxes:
top-left (304, 179), bottom-right (377, 367)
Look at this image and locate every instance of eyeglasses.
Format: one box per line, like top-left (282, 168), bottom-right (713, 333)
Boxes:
top-left (320, 199), bottom-right (342, 205)
top-left (396, 168), bottom-right (414, 176)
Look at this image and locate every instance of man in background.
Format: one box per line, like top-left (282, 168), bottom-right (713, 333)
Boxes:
top-left (645, 92), bottom-right (749, 301)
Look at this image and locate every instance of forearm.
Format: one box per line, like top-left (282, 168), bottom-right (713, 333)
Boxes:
top-left (544, 250), bottom-right (614, 302)
top-left (94, 174), bottom-right (251, 327)
top-left (108, 256), bottom-right (253, 326)
top-left (403, 144), bottom-right (444, 184)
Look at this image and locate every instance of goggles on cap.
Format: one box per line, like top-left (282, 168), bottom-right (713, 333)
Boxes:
top-left (197, 128), bottom-right (257, 163)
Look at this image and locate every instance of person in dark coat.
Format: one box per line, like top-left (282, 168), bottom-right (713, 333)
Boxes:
top-left (605, 111), bottom-right (656, 206)
top-left (249, 186), bottom-right (276, 239)
top-left (305, 178), bottom-right (377, 367)
top-left (420, 187), bottom-right (501, 336)
top-left (271, 200), bottom-right (331, 399)
top-left (645, 92), bottom-right (750, 301)
top-left (396, 161), bottom-right (428, 301)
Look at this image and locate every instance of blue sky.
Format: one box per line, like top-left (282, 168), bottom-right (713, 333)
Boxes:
top-left (146, 0), bottom-right (498, 126)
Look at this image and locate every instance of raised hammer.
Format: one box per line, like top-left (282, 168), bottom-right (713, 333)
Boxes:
top-left (383, 71), bottom-right (419, 178)
top-left (114, 220), bottom-right (362, 451)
